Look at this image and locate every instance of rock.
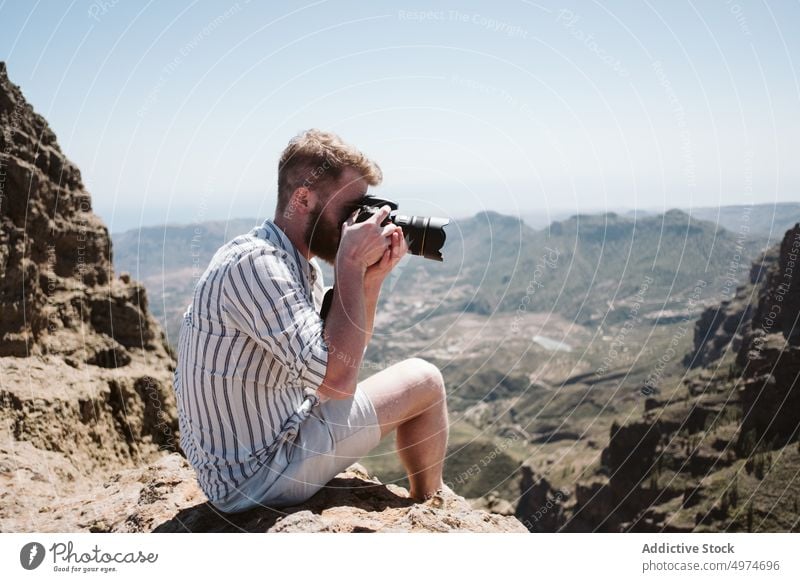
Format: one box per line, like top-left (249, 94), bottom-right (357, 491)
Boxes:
top-left (0, 61), bottom-right (172, 364)
top-left (683, 298), bottom-right (752, 369)
top-left (746, 225), bottom-right (800, 348)
top-left (514, 463), bottom-right (568, 532)
top-left (684, 243), bottom-right (781, 371)
top-left (566, 224), bottom-right (800, 531)
top-left (568, 478), bottom-right (614, 531)
top-left (735, 225), bottom-right (800, 447)
top-left (467, 490), bottom-right (516, 516)
top-left (0, 61), bottom-right (177, 531)
top-left (1, 354), bottom-right (176, 469)
top-left (37, 454), bottom-right (527, 533)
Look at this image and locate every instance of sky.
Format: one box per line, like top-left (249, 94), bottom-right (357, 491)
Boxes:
top-left (1, 0), bottom-right (798, 232)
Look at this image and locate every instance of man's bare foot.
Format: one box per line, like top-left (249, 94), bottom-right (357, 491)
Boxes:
top-left (407, 488), bottom-right (426, 502)
top-left (408, 482), bottom-right (454, 504)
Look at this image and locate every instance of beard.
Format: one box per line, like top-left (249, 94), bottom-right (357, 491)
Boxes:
top-left (304, 202), bottom-right (341, 266)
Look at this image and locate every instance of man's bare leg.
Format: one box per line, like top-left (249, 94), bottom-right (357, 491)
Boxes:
top-left (357, 357), bottom-right (449, 501)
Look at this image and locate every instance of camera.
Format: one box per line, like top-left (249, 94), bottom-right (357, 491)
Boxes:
top-left (320, 196), bottom-right (449, 321)
top-left (353, 195), bottom-right (450, 262)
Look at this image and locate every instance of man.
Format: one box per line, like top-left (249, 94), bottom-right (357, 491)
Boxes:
top-left (174, 128), bottom-right (450, 512)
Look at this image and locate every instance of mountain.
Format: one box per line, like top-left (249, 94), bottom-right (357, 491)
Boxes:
top-left (523, 203), bottom-right (800, 240)
top-left (0, 61), bottom-right (178, 529)
top-left (382, 208), bottom-right (762, 329)
top-left (113, 207), bottom-right (764, 349)
top-left (686, 203), bottom-right (800, 239)
top-left (550, 223), bottom-right (800, 532)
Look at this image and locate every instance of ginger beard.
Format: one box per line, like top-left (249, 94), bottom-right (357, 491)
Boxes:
top-left (304, 198), bottom-right (343, 266)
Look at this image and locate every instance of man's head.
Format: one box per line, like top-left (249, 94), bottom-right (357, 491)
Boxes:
top-left (275, 129), bottom-right (383, 265)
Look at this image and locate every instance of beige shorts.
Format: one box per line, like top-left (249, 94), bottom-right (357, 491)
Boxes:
top-left (211, 386), bottom-right (383, 513)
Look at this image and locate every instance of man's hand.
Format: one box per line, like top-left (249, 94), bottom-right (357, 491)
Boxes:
top-left (364, 226), bottom-right (408, 291)
top-left (336, 204), bottom-right (397, 274)
top-left (360, 212), bottom-right (407, 353)
top-left (319, 205), bottom-right (398, 401)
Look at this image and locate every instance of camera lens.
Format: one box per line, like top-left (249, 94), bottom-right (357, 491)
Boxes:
top-left (391, 214), bottom-right (449, 262)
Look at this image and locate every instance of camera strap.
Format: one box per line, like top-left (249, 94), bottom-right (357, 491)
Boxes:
top-left (320, 286), bottom-right (334, 321)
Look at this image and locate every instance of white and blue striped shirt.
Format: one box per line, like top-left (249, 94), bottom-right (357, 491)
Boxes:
top-left (173, 218), bottom-right (330, 503)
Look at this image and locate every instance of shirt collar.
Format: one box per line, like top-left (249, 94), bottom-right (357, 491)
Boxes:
top-left (260, 218), bottom-right (318, 287)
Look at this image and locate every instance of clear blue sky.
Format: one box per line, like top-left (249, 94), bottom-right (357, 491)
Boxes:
top-left (2, 0), bottom-right (798, 231)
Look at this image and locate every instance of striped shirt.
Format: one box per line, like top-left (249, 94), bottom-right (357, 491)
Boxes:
top-left (173, 218), bottom-right (330, 503)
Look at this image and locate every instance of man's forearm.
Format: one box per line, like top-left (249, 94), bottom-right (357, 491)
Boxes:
top-left (363, 281), bottom-right (380, 348)
top-left (318, 261), bottom-right (367, 399)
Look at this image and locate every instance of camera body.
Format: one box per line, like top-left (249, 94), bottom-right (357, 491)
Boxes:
top-left (321, 196), bottom-right (450, 321)
top-left (353, 196), bottom-right (449, 262)
top-left (353, 195), bottom-right (399, 225)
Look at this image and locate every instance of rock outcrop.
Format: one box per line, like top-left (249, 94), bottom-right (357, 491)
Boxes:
top-left (514, 463), bottom-right (568, 532)
top-left (0, 60), bottom-right (179, 531)
top-left (16, 454), bottom-right (526, 533)
top-left (683, 245), bottom-right (776, 370)
top-left (0, 61), bottom-right (526, 533)
top-left (566, 225), bottom-right (800, 532)
top-left (0, 62), bottom-right (170, 364)
top-left (736, 225), bottom-right (800, 449)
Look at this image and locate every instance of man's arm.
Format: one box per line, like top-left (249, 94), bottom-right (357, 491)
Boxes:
top-left (360, 228), bottom-right (407, 352)
top-left (362, 281), bottom-right (380, 350)
top-left (318, 279), bottom-right (378, 362)
top-left (317, 260), bottom-right (368, 400)
top-left (317, 205), bottom-right (397, 400)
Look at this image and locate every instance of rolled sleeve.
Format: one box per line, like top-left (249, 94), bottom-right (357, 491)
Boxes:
top-left (221, 250), bottom-right (329, 390)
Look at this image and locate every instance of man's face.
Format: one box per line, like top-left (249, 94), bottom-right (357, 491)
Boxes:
top-left (304, 167), bottom-right (369, 265)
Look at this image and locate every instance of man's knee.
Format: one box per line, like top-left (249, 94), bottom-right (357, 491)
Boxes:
top-left (404, 357), bottom-right (446, 404)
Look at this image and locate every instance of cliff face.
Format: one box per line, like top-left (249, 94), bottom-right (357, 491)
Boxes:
top-left (0, 63), bottom-right (169, 362)
top-left (736, 225), bottom-right (800, 449)
top-left (0, 62), bottom-right (525, 533)
top-left (0, 60), bottom-right (180, 531)
top-left (683, 245), bottom-right (776, 370)
top-left (563, 226), bottom-right (800, 532)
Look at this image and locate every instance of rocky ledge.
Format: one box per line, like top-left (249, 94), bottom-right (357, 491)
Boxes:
top-left (38, 454), bottom-right (527, 533)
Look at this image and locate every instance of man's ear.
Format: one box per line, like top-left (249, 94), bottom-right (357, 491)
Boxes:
top-left (290, 186), bottom-right (314, 215)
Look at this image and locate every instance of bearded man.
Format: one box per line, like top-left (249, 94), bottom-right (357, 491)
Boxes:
top-left (174, 129), bottom-right (450, 512)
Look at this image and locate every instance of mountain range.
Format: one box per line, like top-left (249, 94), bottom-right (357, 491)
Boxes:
top-left (112, 204), bottom-right (777, 345)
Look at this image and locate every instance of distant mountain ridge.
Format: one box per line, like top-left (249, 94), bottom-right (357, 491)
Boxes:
top-left (395, 207), bottom-right (762, 327)
top-left (113, 206), bottom-right (765, 345)
top-left (521, 203), bottom-right (800, 240)
top-left (685, 203), bottom-right (800, 239)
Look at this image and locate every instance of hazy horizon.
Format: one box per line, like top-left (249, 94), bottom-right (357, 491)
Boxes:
top-left (107, 200), bottom-right (800, 235)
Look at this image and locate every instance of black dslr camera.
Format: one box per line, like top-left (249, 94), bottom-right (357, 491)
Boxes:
top-left (353, 195), bottom-right (450, 262)
top-left (319, 196), bottom-right (449, 321)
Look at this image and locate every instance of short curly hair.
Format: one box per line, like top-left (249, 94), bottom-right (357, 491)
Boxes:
top-left (276, 128), bottom-right (382, 215)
